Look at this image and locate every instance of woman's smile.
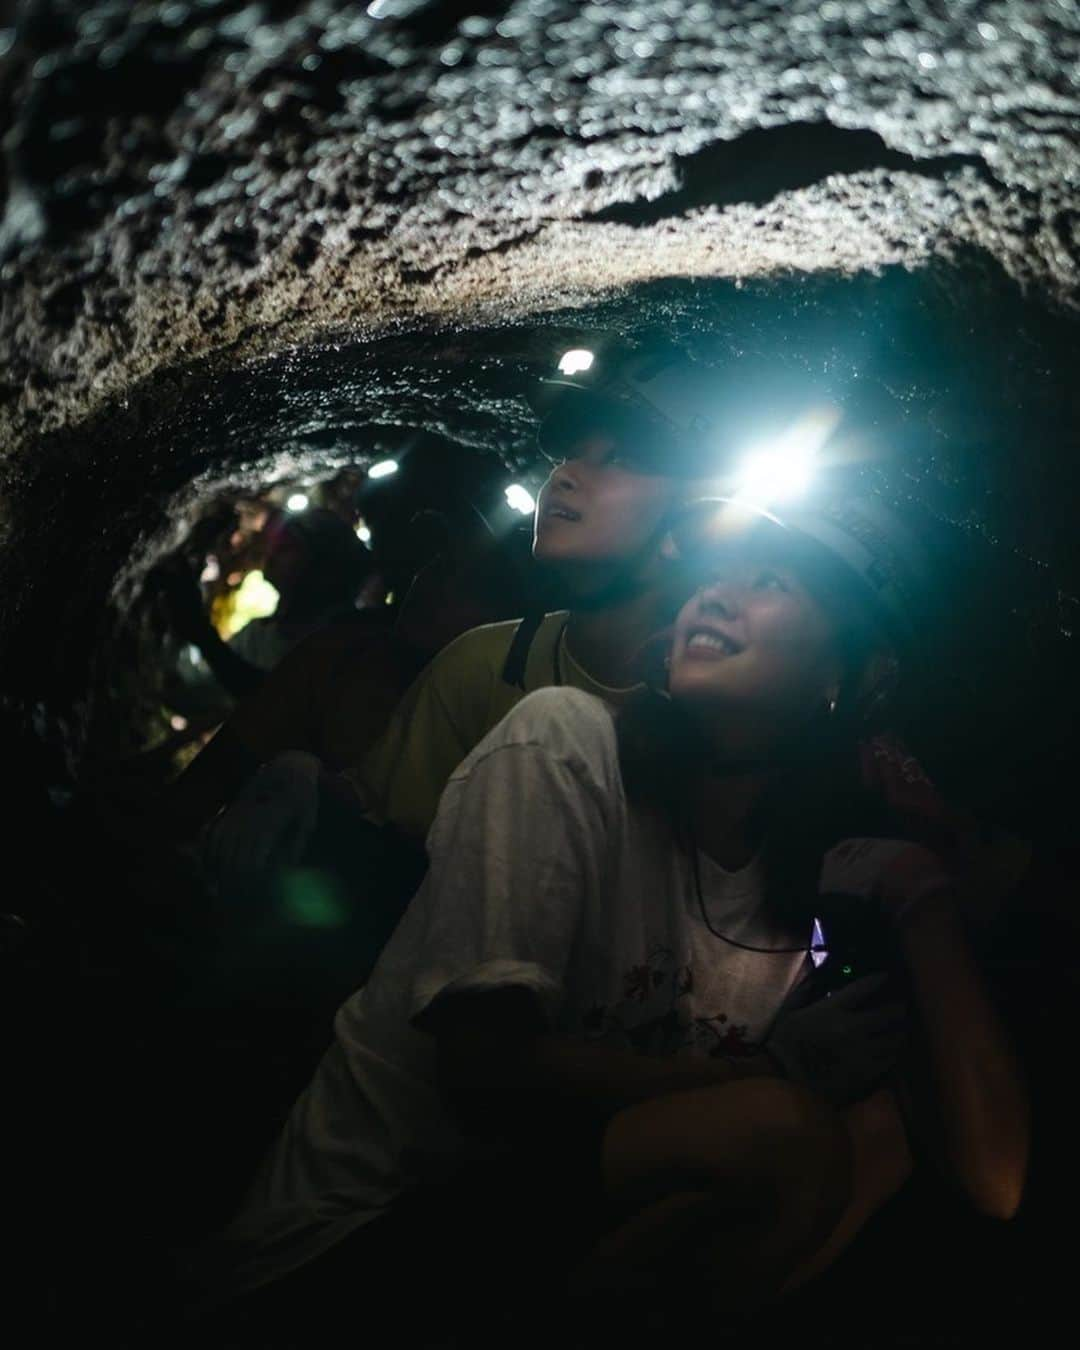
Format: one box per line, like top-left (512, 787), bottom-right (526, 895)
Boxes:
top-left (682, 625), bottom-right (744, 659)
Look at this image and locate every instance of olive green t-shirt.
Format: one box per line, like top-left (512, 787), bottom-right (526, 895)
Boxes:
top-left (353, 611), bottom-right (643, 841)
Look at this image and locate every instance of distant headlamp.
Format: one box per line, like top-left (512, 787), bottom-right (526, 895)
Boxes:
top-left (556, 349), bottom-right (595, 376)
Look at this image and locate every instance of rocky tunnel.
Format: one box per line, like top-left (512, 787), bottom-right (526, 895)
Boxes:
top-left (1, 0), bottom-right (1079, 1341)
top-left (2, 1), bottom-right (1079, 797)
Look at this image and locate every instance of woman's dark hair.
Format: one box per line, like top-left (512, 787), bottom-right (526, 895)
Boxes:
top-left (617, 559), bottom-right (899, 933)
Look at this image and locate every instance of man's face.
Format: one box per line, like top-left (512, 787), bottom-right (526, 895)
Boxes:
top-left (533, 433), bottom-right (678, 577)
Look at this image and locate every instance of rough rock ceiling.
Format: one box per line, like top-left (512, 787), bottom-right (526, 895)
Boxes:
top-left (1, 1), bottom-right (1079, 784)
top-left (2, 0), bottom-right (1077, 443)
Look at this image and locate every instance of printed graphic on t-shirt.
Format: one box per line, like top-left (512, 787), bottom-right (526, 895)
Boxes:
top-left (577, 942), bottom-right (754, 1058)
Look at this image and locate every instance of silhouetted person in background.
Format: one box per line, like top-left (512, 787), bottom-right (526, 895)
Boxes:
top-left (162, 519), bottom-right (535, 842)
top-left (160, 507), bottom-right (372, 719)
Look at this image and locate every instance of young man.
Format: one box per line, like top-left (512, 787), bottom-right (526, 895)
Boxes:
top-left (347, 345), bottom-right (761, 842)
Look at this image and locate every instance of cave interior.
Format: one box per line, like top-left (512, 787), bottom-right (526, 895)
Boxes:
top-left (2, 1), bottom-right (1079, 1343)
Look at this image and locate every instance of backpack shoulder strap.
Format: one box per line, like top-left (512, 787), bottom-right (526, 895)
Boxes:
top-left (500, 609), bottom-right (547, 690)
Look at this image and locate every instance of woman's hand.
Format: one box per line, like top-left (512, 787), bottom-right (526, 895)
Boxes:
top-left (765, 974), bottom-right (908, 1107)
top-left (820, 837), bottom-right (952, 926)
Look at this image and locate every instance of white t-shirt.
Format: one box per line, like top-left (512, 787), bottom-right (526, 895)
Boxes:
top-left (208, 687), bottom-right (811, 1298)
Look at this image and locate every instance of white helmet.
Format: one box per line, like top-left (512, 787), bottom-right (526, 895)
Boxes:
top-left (668, 492), bottom-right (934, 649)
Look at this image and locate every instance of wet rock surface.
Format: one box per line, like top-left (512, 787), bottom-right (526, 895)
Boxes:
top-left (1, 15), bottom-right (1076, 1340)
top-left (0, 1), bottom-right (1078, 792)
top-left (2, 0), bottom-right (1077, 441)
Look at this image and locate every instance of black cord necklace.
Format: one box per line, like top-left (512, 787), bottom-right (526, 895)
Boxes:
top-left (689, 837), bottom-right (825, 957)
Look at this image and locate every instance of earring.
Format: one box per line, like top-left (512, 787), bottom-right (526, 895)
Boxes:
top-left (827, 695), bottom-right (838, 716)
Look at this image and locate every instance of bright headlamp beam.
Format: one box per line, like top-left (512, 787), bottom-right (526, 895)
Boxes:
top-left (557, 348), bottom-right (595, 377)
top-left (286, 492), bottom-right (309, 512)
top-left (733, 447), bottom-right (815, 507)
top-left (504, 484), bottom-right (536, 515)
top-left (731, 406), bottom-right (839, 507)
top-left (368, 459), bottom-right (399, 480)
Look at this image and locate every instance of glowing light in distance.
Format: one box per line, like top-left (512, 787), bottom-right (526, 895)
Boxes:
top-left (368, 459), bottom-right (399, 479)
top-left (356, 524), bottom-right (372, 544)
top-left (170, 714), bottom-right (188, 732)
top-left (221, 569), bottom-right (280, 639)
top-left (286, 492), bottom-right (309, 512)
top-left (557, 348), bottom-right (595, 376)
top-left (200, 555), bottom-right (220, 583)
top-left (732, 406), bottom-right (839, 508)
top-left (504, 484), bottom-right (536, 515)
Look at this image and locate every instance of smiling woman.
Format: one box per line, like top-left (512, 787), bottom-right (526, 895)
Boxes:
top-left (671, 556), bottom-right (844, 759)
top-left (617, 491), bottom-right (912, 846)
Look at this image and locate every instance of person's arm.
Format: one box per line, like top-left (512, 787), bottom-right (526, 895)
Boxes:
top-left (824, 839), bottom-right (1030, 1220)
top-left (427, 987), bottom-right (775, 1133)
top-left (186, 617), bottom-right (266, 699)
top-left (431, 969), bottom-right (908, 1128)
top-left (892, 885), bottom-right (1029, 1220)
top-left (161, 637), bottom-right (326, 841)
top-left (158, 559), bottom-right (265, 699)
